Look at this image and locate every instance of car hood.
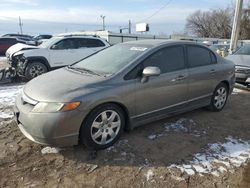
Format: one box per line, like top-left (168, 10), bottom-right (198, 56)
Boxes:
top-left (24, 68), bottom-right (109, 102)
top-left (6, 43), bottom-right (39, 59)
top-left (226, 55), bottom-right (250, 67)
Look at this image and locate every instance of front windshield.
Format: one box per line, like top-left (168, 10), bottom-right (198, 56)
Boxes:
top-left (72, 44), bottom-right (149, 75)
top-left (39, 37), bottom-right (61, 48)
top-left (235, 44), bottom-right (250, 55)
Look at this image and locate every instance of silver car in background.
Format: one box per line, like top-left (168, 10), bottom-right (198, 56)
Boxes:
top-left (15, 40), bottom-right (235, 150)
top-left (226, 44), bottom-right (250, 86)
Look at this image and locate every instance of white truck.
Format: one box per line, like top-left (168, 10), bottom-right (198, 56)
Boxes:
top-left (4, 35), bottom-right (110, 80)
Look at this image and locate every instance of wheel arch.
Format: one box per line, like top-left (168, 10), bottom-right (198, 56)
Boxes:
top-left (220, 80), bottom-right (230, 91)
top-left (26, 56), bottom-right (51, 70)
top-left (78, 101), bottom-right (131, 143)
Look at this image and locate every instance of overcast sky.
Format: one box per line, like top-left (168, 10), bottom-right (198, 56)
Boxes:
top-left (0, 0), bottom-right (233, 36)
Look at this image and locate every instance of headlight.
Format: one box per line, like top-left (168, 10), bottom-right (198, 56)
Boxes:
top-left (32, 101), bottom-right (80, 113)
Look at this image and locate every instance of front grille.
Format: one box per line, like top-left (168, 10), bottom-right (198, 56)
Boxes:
top-left (235, 67), bottom-right (250, 74)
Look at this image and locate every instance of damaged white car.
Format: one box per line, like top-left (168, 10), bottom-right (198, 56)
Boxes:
top-left (5, 35), bottom-right (110, 80)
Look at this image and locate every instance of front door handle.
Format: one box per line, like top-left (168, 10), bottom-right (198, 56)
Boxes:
top-left (171, 75), bottom-right (186, 82)
top-left (210, 69), bottom-right (216, 74)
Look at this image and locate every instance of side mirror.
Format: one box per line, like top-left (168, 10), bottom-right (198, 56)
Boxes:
top-left (141, 66), bottom-right (161, 83)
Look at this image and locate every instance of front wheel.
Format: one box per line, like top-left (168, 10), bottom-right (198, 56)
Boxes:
top-left (80, 104), bottom-right (125, 150)
top-left (25, 62), bottom-right (48, 80)
top-left (209, 83), bottom-right (228, 112)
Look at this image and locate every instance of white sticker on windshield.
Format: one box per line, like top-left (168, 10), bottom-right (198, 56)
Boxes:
top-left (130, 47), bottom-right (147, 51)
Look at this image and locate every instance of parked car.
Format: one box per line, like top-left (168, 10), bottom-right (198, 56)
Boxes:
top-left (226, 44), bottom-right (250, 86)
top-left (15, 40), bottom-right (235, 149)
top-left (2, 34), bottom-right (36, 46)
top-left (0, 37), bottom-right (25, 55)
top-left (33, 34), bottom-right (53, 45)
top-left (210, 44), bottom-right (230, 57)
top-left (5, 35), bottom-right (110, 80)
top-left (2, 33), bottom-right (33, 39)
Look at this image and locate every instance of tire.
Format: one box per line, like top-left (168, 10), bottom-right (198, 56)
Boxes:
top-left (209, 82), bottom-right (229, 112)
top-left (25, 61), bottom-right (48, 80)
top-left (80, 104), bottom-right (125, 150)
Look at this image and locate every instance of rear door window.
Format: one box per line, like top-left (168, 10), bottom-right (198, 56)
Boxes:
top-left (53, 39), bottom-right (76, 49)
top-left (86, 39), bottom-right (105, 47)
top-left (187, 46), bottom-right (215, 67)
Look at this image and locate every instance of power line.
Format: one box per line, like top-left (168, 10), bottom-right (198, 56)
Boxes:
top-left (136, 0), bottom-right (173, 23)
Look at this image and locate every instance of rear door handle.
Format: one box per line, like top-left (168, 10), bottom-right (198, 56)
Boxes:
top-left (171, 75), bottom-right (186, 82)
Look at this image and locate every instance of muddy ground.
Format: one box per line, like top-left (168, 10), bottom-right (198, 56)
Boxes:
top-left (0, 58), bottom-right (250, 188)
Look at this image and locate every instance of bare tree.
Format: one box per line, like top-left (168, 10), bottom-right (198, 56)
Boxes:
top-left (240, 7), bottom-right (250, 39)
top-left (185, 9), bottom-right (233, 38)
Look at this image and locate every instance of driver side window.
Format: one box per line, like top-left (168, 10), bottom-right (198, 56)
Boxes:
top-left (52, 39), bottom-right (75, 50)
top-left (124, 45), bottom-right (185, 80)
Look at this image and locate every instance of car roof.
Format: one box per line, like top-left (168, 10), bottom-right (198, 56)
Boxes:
top-left (122, 39), bottom-right (202, 47)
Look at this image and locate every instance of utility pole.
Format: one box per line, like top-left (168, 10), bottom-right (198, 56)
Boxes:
top-left (229, 0), bottom-right (243, 54)
top-left (19, 16), bottom-right (23, 34)
top-left (129, 20), bottom-right (131, 34)
top-left (100, 15), bottom-right (106, 31)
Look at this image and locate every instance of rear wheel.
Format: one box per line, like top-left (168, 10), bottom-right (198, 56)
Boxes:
top-left (25, 61), bottom-right (48, 80)
top-left (209, 83), bottom-right (228, 112)
top-left (80, 104), bottom-right (125, 150)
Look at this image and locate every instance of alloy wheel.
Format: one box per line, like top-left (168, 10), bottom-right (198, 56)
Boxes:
top-left (214, 87), bottom-right (227, 109)
top-left (90, 110), bottom-right (121, 145)
top-left (29, 64), bottom-right (46, 77)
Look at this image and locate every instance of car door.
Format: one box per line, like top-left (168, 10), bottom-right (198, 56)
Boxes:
top-left (186, 45), bottom-right (219, 103)
top-left (49, 38), bottom-right (79, 67)
top-left (130, 45), bottom-right (188, 120)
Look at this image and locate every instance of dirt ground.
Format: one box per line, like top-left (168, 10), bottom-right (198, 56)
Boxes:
top-left (1, 58), bottom-right (250, 188)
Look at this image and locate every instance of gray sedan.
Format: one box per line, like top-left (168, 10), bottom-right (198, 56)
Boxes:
top-left (15, 40), bottom-right (235, 149)
top-left (226, 44), bottom-right (250, 86)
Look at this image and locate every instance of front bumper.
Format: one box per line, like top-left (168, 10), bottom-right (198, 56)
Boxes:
top-left (15, 94), bottom-right (85, 147)
top-left (235, 72), bottom-right (250, 84)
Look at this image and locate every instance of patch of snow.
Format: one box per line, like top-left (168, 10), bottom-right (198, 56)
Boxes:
top-left (147, 118), bottom-right (206, 140)
top-left (41, 146), bottom-right (61, 154)
top-left (145, 169), bottom-right (154, 181)
top-left (165, 118), bottom-right (190, 132)
top-left (0, 85), bottom-right (23, 106)
top-left (168, 137), bottom-right (250, 177)
top-left (170, 175), bottom-right (185, 181)
top-left (0, 109), bottom-right (14, 119)
top-left (0, 84), bottom-right (23, 120)
top-left (232, 88), bottom-right (243, 95)
top-left (0, 56), bottom-right (7, 61)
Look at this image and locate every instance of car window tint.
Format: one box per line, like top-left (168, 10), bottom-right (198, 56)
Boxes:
top-left (0, 38), bottom-right (16, 44)
top-left (187, 46), bottom-right (212, 67)
top-left (78, 38), bottom-right (88, 48)
top-left (142, 46), bottom-right (185, 74)
top-left (54, 39), bottom-right (75, 49)
top-left (124, 63), bottom-right (143, 80)
top-left (210, 52), bottom-right (217, 63)
top-left (86, 39), bottom-right (105, 47)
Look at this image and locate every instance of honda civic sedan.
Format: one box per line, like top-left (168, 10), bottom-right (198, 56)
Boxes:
top-left (15, 40), bottom-right (235, 150)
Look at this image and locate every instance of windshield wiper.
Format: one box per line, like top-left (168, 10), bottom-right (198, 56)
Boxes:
top-left (68, 66), bottom-right (102, 76)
